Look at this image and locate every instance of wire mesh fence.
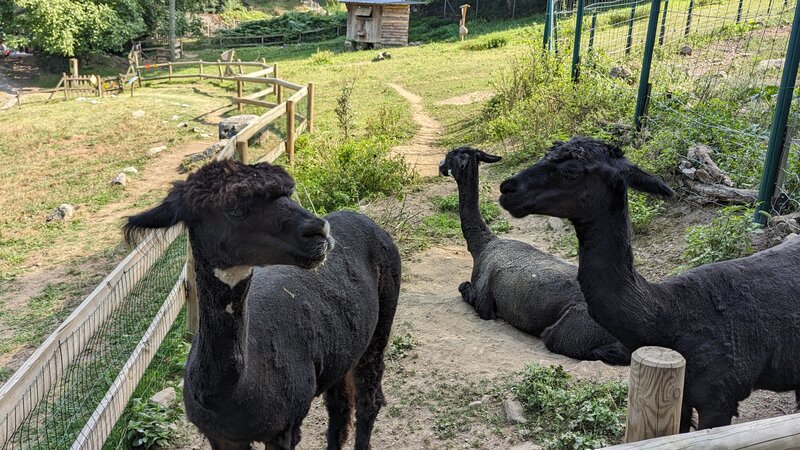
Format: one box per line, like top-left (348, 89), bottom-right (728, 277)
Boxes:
top-left (0, 228), bottom-right (187, 449)
top-left (547, 0), bottom-right (800, 216)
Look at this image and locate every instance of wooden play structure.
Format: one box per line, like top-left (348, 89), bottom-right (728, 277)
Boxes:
top-left (340, 0), bottom-right (421, 49)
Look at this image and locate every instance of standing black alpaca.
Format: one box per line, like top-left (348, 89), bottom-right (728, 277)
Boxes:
top-left (124, 160), bottom-right (401, 450)
top-left (439, 147), bottom-right (630, 365)
top-left (499, 136), bottom-right (800, 431)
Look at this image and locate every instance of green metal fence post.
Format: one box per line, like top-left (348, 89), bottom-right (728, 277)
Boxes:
top-left (589, 10), bottom-right (598, 51)
top-left (626, 1), bottom-right (638, 55)
top-left (659, 0), bottom-right (669, 45)
top-left (755, 0), bottom-right (800, 223)
top-left (544, 0), bottom-right (555, 51)
top-left (572, 0), bottom-right (586, 81)
top-left (736, 0), bottom-right (745, 23)
top-left (633, 0), bottom-right (662, 129)
top-left (554, 0), bottom-right (561, 53)
top-left (685, 0), bottom-right (694, 36)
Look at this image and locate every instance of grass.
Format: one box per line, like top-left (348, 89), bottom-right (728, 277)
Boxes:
top-left (423, 192), bottom-right (511, 239)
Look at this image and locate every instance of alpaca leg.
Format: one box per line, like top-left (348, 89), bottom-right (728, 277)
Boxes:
top-left (679, 402), bottom-right (693, 433)
top-left (458, 281), bottom-right (475, 306)
top-left (325, 372), bottom-right (355, 450)
top-left (459, 282), bottom-right (495, 319)
top-left (352, 316), bottom-right (393, 449)
top-left (696, 407), bottom-right (733, 430)
top-left (208, 437), bottom-right (253, 450)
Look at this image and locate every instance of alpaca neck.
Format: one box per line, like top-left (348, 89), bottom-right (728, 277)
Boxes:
top-left (456, 166), bottom-right (494, 255)
top-left (188, 235), bottom-right (252, 404)
top-left (571, 196), bottom-right (661, 350)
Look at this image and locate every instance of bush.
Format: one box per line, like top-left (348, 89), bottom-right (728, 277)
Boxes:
top-left (309, 49), bottom-right (335, 65)
top-left (514, 364), bottom-right (628, 449)
top-left (462, 36), bottom-right (508, 51)
top-left (290, 136), bottom-right (415, 214)
top-left (628, 192), bottom-right (665, 234)
top-left (218, 11), bottom-right (345, 38)
top-left (427, 191), bottom-right (510, 236)
top-left (121, 398), bottom-right (179, 449)
top-left (682, 205), bottom-right (760, 269)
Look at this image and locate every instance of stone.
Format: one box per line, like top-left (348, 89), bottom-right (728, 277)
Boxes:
top-left (547, 217), bottom-right (565, 232)
top-left (218, 115), bottom-right (259, 139)
top-left (680, 166), bottom-right (697, 179)
top-left (192, 127), bottom-right (201, 133)
top-left (784, 233), bottom-right (798, 243)
top-left (148, 145), bottom-right (167, 156)
top-left (122, 166), bottom-right (138, 175)
top-left (75, 97), bottom-right (87, 102)
top-left (177, 122), bottom-right (189, 128)
top-left (89, 100), bottom-right (99, 105)
top-left (509, 442), bottom-right (542, 450)
top-left (679, 45), bottom-right (693, 56)
top-left (150, 387), bottom-right (176, 408)
top-left (179, 140), bottom-right (230, 173)
top-left (757, 59), bottom-right (784, 70)
top-left (468, 400), bottom-right (483, 407)
top-left (132, 109), bottom-right (146, 119)
top-left (111, 172), bottom-right (127, 187)
top-left (200, 133), bottom-right (211, 139)
top-left (503, 398), bottom-right (527, 424)
top-left (46, 204), bottom-right (75, 222)
top-left (171, 115), bottom-right (180, 121)
top-left (609, 65), bottom-right (633, 81)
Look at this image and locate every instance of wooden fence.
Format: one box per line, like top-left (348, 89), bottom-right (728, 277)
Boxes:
top-left (0, 66), bottom-right (314, 448)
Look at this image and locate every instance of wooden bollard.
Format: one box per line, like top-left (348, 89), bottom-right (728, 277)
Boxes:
top-left (625, 346), bottom-right (686, 443)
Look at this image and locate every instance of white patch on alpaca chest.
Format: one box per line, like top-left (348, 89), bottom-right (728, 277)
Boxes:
top-left (213, 266), bottom-right (253, 288)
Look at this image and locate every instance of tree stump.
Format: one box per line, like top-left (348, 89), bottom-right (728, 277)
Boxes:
top-left (625, 346), bottom-right (686, 443)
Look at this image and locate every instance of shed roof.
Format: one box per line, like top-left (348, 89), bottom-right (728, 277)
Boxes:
top-left (339, 0), bottom-right (424, 4)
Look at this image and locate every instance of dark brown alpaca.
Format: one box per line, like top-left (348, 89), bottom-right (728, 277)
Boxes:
top-left (125, 160), bottom-right (401, 450)
top-left (500, 136), bottom-right (800, 431)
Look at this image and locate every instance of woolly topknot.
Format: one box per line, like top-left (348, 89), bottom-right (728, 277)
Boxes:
top-left (182, 160), bottom-right (296, 211)
top-left (544, 136), bottom-right (625, 164)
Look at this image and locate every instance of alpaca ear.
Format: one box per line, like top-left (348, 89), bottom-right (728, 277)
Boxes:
top-left (626, 165), bottom-right (675, 199)
top-left (476, 151), bottom-right (502, 164)
top-left (124, 185), bottom-right (187, 245)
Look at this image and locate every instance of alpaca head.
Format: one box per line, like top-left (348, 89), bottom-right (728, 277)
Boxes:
top-left (439, 147), bottom-right (501, 182)
top-left (125, 160), bottom-right (334, 271)
top-left (499, 136), bottom-right (674, 221)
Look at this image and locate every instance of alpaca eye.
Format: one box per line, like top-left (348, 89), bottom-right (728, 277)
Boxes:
top-left (227, 207), bottom-right (247, 218)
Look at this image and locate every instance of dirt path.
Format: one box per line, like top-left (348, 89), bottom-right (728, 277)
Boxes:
top-left (387, 84), bottom-right (445, 178)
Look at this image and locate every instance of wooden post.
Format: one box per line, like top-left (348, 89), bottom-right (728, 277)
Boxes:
top-left (185, 243), bottom-right (199, 340)
top-left (168, 64), bottom-right (174, 81)
top-left (70, 58), bottom-right (79, 77)
top-left (63, 73), bottom-right (69, 100)
top-left (236, 140), bottom-right (249, 163)
top-left (237, 58), bottom-right (243, 75)
top-left (624, 347), bottom-right (686, 443)
top-left (273, 64), bottom-right (279, 97)
top-left (286, 100), bottom-right (296, 163)
top-left (236, 79), bottom-right (243, 112)
top-left (217, 59), bottom-right (223, 78)
top-left (199, 59), bottom-right (204, 78)
top-left (307, 82), bottom-right (315, 133)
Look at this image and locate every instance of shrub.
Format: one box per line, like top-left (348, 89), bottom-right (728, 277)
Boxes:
top-left (365, 103), bottom-right (414, 143)
top-left (514, 364), bottom-right (628, 449)
top-left (335, 81), bottom-right (355, 140)
top-left (682, 205), bottom-right (760, 269)
top-left (462, 36), bottom-right (508, 51)
top-left (628, 192), bottom-right (665, 234)
top-left (121, 398), bottom-right (179, 449)
top-left (218, 11), bottom-right (345, 39)
top-left (290, 136), bottom-right (415, 214)
top-left (309, 49), bottom-right (335, 65)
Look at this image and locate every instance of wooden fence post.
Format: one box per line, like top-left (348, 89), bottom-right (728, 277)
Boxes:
top-left (217, 60), bottom-right (223, 78)
top-left (237, 58), bottom-right (243, 75)
top-left (236, 79), bottom-right (243, 112)
top-left (199, 59), bottom-right (204, 78)
top-left (236, 140), bottom-right (249, 163)
top-left (624, 346), bottom-right (686, 443)
top-left (185, 244), bottom-right (199, 340)
top-left (307, 82), bottom-right (315, 133)
top-left (168, 64), bottom-right (173, 81)
top-left (273, 64), bottom-right (279, 98)
top-left (63, 73), bottom-right (69, 100)
top-left (286, 100), bottom-right (296, 163)
top-left (70, 58), bottom-right (79, 77)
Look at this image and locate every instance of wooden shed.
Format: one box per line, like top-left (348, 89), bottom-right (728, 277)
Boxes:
top-left (340, 0), bottom-right (420, 49)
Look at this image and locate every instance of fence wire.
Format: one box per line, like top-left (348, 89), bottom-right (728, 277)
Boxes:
top-left (553, 0), bottom-right (800, 213)
top-left (1, 232), bottom-right (186, 449)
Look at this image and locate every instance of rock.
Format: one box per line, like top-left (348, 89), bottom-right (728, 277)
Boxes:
top-left (468, 400), bottom-right (483, 407)
top-left (132, 109), bottom-right (146, 119)
top-left (177, 122), bottom-right (189, 128)
top-left (111, 172), bottom-right (127, 187)
top-left (178, 379), bottom-right (185, 389)
top-left (200, 133), bottom-right (211, 139)
top-left (372, 51), bottom-right (392, 62)
top-left (122, 166), bottom-right (138, 175)
top-left (680, 166), bottom-right (697, 179)
top-left (150, 387), bottom-right (176, 408)
top-left (148, 145), bottom-right (167, 156)
top-left (181, 103), bottom-right (190, 108)
top-left (547, 217), bottom-right (565, 231)
top-left (75, 97), bottom-right (87, 102)
top-left (171, 115), bottom-right (180, 121)
top-left (179, 139), bottom-right (230, 173)
top-left (609, 65), bottom-right (633, 81)
top-left (46, 204), bottom-right (75, 222)
top-left (679, 45), bottom-right (693, 56)
top-left (480, 394), bottom-right (492, 403)
top-left (784, 233), bottom-right (798, 242)
top-left (509, 442), bottom-right (542, 450)
top-left (192, 127), bottom-right (201, 133)
top-left (89, 100), bottom-right (99, 105)
top-left (758, 59), bottom-right (784, 70)
top-left (409, 41), bottom-right (422, 46)
top-left (218, 115), bottom-right (259, 139)
top-left (770, 236), bottom-right (784, 247)
top-left (503, 398), bottom-right (527, 424)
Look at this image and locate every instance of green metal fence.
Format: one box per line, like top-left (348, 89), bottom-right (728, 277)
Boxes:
top-left (545, 0), bottom-right (800, 220)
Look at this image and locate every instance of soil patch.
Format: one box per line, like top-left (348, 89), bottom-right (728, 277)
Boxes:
top-left (387, 84), bottom-right (445, 178)
top-left (435, 91), bottom-right (495, 106)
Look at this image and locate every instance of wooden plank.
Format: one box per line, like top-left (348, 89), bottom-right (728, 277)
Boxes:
top-left (307, 82), bottom-right (315, 133)
top-left (244, 88), bottom-right (274, 100)
top-left (246, 67), bottom-right (274, 78)
top-left (237, 103), bottom-right (288, 142)
top-left (296, 118), bottom-right (308, 135)
top-left (215, 138), bottom-right (237, 162)
top-left (286, 100), bottom-right (296, 164)
top-left (255, 141), bottom-right (286, 164)
top-left (70, 267), bottom-right (187, 450)
top-left (234, 77), bottom-right (304, 91)
top-left (185, 244), bottom-right (198, 339)
top-left (236, 140), bottom-right (249, 163)
top-left (607, 413), bottom-right (800, 449)
top-left (286, 86), bottom-right (308, 104)
top-left (624, 347), bottom-right (685, 443)
top-left (0, 226), bottom-right (182, 446)
top-left (231, 97), bottom-right (278, 108)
